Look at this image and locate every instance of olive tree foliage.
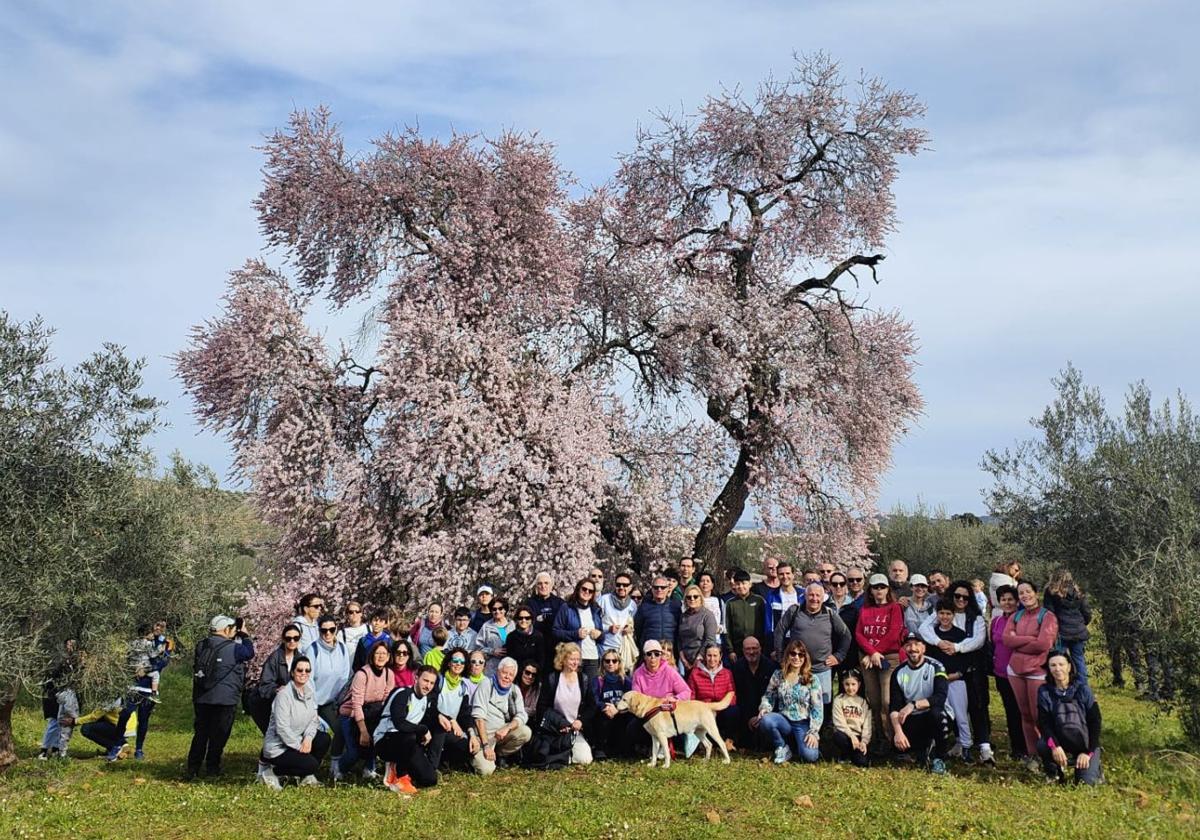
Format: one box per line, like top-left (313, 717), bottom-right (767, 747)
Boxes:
top-left (869, 502), bottom-right (1030, 583)
top-left (178, 56), bottom-right (926, 633)
top-left (0, 314), bottom-right (251, 767)
top-left (984, 364), bottom-right (1200, 744)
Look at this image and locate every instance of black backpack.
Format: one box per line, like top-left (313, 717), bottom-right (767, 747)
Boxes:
top-left (1047, 685), bottom-right (1090, 752)
top-left (193, 637), bottom-right (224, 694)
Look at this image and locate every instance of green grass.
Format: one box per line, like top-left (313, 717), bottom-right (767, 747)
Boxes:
top-left (2, 670), bottom-right (1197, 839)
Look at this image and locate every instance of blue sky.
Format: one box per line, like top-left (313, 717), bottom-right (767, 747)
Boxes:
top-left (2, 0), bottom-right (1197, 515)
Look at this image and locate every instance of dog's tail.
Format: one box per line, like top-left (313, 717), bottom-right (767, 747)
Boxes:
top-left (705, 695), bottom-right (733, 712)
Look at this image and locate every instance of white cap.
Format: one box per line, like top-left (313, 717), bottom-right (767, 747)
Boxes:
top-left (910, 574), bottom-right (929, 586)
top-left (210, 615), bottom-right (236, 632)
top-left (477, 584), bottom-right (494, 595)
top-left (642, 639), bottom-right (663, 654)
top-left (868, 573), bottom-right (889, 587)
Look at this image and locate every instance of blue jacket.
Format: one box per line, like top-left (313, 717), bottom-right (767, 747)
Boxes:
top-left (552, 601), bottom-right (603, 645)
top-left (634, 599), bottom-right (681, 649)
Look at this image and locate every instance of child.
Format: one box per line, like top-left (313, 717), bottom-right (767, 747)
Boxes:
top-left (831, 669), bottom-right (872, 766)
top-left (423, 626), bottom-right (450, 669)
top-left (38, 639), bottom-right (77, 759)
top-left (444, 606), bottom-right (478, 652)
top-left (932, 605), bottom-right (972, 760)
top-left (353, 608), bottom-right (394, 671)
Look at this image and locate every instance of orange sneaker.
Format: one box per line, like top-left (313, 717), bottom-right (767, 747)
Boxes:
top-left (383, 762), bottom-right (401, 792)
top-left (395, 774), bottom-right (418, 794)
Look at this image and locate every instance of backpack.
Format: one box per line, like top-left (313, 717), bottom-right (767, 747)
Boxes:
top-left (193, 637), bottom-right (223, 694)
top-left (1047, 684), bottom-right (1091, 753)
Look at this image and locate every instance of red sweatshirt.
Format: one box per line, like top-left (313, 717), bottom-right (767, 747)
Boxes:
top-left (855, 602), bottom-right (906, 656)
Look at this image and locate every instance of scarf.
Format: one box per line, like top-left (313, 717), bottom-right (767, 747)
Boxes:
top-left (490, 673), bottom-right (512, 696)
top-left (443, 672), bottom-right (462, 690)
top-left (609, 592), bottom-right (632, 611)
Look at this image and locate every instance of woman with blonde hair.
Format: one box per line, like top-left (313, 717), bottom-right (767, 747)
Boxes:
top-left (988, 558), bottom-right (1023, 609)
top-left (535, 642), bottom-right (596, 766)
top-left (1044, 568), bottom-right (1093, 684)
top-left (751, 640), bottom-right (823, 764)
top-left (678, 584), bottom-right (718, 674)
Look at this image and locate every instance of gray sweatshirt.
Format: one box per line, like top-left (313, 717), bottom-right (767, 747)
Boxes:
top-left (470, 678), bottom-right (527, 739)
top-left (263, 681), bottom-right (320, 759)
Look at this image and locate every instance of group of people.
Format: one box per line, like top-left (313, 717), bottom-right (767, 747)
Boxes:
top-left (37, 557), bottom-right (1103, 791)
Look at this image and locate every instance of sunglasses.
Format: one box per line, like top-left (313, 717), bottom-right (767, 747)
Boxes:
top-left (293, 667), bottom-right (311, 674)
top-left (491, 606), bottom-right (506, 612)
top-left (603, 658), bottom-right (620, 664)
top-left (644, 651), bottom-right (662, 658)
top-left (954, 593), bottom-right (970, 600)
top-left (829, 580), bottom-right (847, 587)
top-left (395, 649), bottom-right (410, 657)
top-left (320, 627), bottom-right (337, 634)
top-left (450, 657), bottom-right (466, 665)
top-left (615, 581), bottom-right (631, 588)
top-left (847, 577), bottom-right (864, 583)
top-left (787, 651), bottom-right (804, 658)
top-left (283, 635), bottom-right (300, 642)
top-left (470, 660), bottom-right (485, 667)
top-left (522, 669), bottom-right (538, 677)
top-left (307, 603), bottom-right (324, 609)
top-left (870, 584), bottom-right (888, 590)
top-left (913, 583), bottom-right (929, 588)
top-left (516, 615), bottom-right (532, 622)
top-left (580, 587), bottom-right (595, 594)
top-left (685, 595), bottom-right (701, 601)
top-left (651, 585), bottom-right (669, 591)
top-left (347, 608), bottom-right (361, 614)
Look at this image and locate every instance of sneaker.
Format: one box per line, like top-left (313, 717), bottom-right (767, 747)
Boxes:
top-left (772, 745), bottom-right (793, 764)
top-left (361, 767), bottom-right (379, 781)
top-left (682, 733), bottom-right (700, 758)
top-left (255, 760), bottom-right (270, 780)
top-left (105, 744), bottom-right (122, 762)
top-left (961, 746), bottom-right (974, 763)
top-left (1022, 755), bottom-right (1041, 774)
top-left (979, 743), bottom-right (995, 765)
top-left (298, 774), bottom-right (321, 787)
top-left (930, 758), bottom-right (947, 775)
top-left (947, 742), bottom-right (963, 760)
top-left (260, 767), bottom-right (283, 791)
top-left (394, 774), bottom-right (418, 794)
top-left (37, 749), bottom-right (48, 760)
top-left (383, 762), bottom-right (401, 792)
top-left (134, 749), bottom-right (145, 760)
top-left (724, 738), bottom-right (737, 753)
top-left (330, 761), bottom-right (344, 782)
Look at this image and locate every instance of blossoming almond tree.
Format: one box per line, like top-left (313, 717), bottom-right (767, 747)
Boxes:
top-left (178, 55), bottom-right (925, 624)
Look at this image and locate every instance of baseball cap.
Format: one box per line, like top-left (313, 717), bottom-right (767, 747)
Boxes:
top-left (210, 615), bottom-right (236, 632)
top-left (642, 639), bottom-right (663, 654)
top-left (477, 585), bottom-right (494, 595)
top-left (910, 574), bottom-right (928, 586)
top-left (868, 573), bottom-right (889, 587)
top-left (902, 631), bottom-right (925, 645)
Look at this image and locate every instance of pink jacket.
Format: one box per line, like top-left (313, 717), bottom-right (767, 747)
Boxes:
top-left (338, 665), bottom-right (393, 720)
top-left (632, 664), bottom-right (692, 700)
top-left (991, 613), bottom-right (1014, 678)
top-left (1002, 606), bottom-right (1058, 677)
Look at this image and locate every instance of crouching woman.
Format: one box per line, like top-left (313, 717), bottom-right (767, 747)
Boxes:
top-left (260, 656), bottom-right (331, 789)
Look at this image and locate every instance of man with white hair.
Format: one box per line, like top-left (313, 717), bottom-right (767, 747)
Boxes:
top-left (470, 657), bottom-right (531, 775)
top-left (528, 572), bottom-right (564, 639)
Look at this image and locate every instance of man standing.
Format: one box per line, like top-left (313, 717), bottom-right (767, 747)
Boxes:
top-left (732, 637), bottom-right (778, 748)
top-left (599, 572), bottom-right (638, 659)
top-left (634, 576), bottom-right (681, 651)
top-left (187, 615), bottom-right (254, 779)
top-left (816, 562), bottom-right (837, 585)
top-left (471, 658), bottom-right (531, 775)
top-left (528, 572), bottom-right (564, 638)
top-left (752, 557), bottom-right (780, 602)
top-left (773, 583), bottom-right (850, 704)
top-left (889, 632), bottom-right (949, 774)
top-left (376, 665), bottom-right (442, 792)
top-left (888, 559), bottom-right (912, 600)
top-left (764, 562), bottom-right (801, 643)
top-left (310, 615), bottom-right (352, 779)
top-left (723, 570), bottom-right (766, 662)
top-left (846, 566), bottom-right (867, 607)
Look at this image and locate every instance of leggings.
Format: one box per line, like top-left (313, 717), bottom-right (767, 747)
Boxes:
top-left (966, 666), bottom-right (991, 746)
top-left (1008, 672), bottom-right (1045, 756)
top-left (268, 731), bottom-right (331, 777)
top-left (861, 655), bottom-right (899, 743)
top-left (994, 676), bottom-right (1027, 758)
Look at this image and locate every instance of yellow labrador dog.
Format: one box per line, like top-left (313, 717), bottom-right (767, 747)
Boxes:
top-left (616, 690), bottom-right (732, 768)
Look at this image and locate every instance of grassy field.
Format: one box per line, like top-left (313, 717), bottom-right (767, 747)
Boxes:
top-left (1, 669), bottom-right (1197, 839)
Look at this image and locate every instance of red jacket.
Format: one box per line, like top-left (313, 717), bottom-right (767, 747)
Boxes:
top-left (1003, 606), bottom-right (1059, 677)
top-left (855, 602), bottom-right (906, 657)
top-left (687, 665), bottom-right (736, 705)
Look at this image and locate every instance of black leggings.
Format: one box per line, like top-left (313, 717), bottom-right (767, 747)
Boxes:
top-left (829, 730), bottom-right (870, 766)
top-left (376, 731), bottom-right (438, 787)
top-left (81, 720), bottom-right (124, 750)
top-left (267, 731), bottom-right (332, 777)
top-left (994, 676), bottom-right (1027, 758)
top-left (966, 667), bottom-right (991, 745)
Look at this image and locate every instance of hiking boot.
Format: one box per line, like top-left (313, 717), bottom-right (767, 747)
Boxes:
top-left (260, 767), bottom-right (283, 791)
top-left (772, 745), bottom-right (793, 764)
top-left (298, 774), bottom-right (321, 787)
top-left (930, 758), bottom-right (947, 775)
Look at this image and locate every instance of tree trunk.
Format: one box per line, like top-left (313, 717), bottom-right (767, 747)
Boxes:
top-left (0, 693), bottom-right (17, 770)
top-left (692, 447), bottom-right (752, 569)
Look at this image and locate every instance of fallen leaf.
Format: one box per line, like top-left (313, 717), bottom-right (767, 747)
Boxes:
top-left (794, 794), bottom-right (813, 808)
top-left (1134, 790), bottom-right (1152, 809)
top-left (133, 777), bottom-right (147, 785)
top-left (705, 810), bottom-right (721, 825)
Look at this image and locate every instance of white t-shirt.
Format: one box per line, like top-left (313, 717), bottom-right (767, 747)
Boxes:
top-left (554, 673), bottom-right (582, 721)
top-left (579, 608), bottom-right (598, 660)
top-left (780, 588), bottom-right (799, 611)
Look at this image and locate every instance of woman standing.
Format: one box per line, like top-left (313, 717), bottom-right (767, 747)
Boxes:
top-left (752, 640), bottom-right (823, 764)
top-left (990, 585), bottom-right (1027, 762)
top-left (678, 585), bottom-right (718, 675)
top-left (1044, 568), bottom-right (1092, 684)
top-left (988, 559), bottom-right (1023, 609)
top-left (855, 574), bottom-right (906, 749)
top-left (1003, 580), bottom-right (1060, 770)
top-left (335, 641), bottom-right (393, 781)
top-left (1037, 651), bottom-right (1103, 785)
top-left (252, 624), bottom-right (303, 734)
top-left (260, 656), bottom-right (331, 790)
top-left (553, 580), bottom-right (604, 679)
top-left (696, 572), bottom-right (725, 646)
top-left (409, 603), bottom-right (445, 660)
top-left (338, 602), bottom-right (368, 649)
top-left (477, 598), bottom-right (515, 676)
top-left (537, 643), bottom-right (597, 766)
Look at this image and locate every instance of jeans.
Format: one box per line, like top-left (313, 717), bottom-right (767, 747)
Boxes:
top-left (316, 702), bottom-right (345, 759)
top-left (1063, 639), bottom-right (1089, 685)
top-left (1037, 740), bottom-right (1102, 785)
top-left (338, 715), bottom-right (376, 774)
top-left (758, 713), bottom-right (820, 762)
top-left (829, 730), bottom-right (870, 766)
top-left (115, 691), bottom-right (155, 752)
top-left (41, 719), bottom-right (61, 751)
